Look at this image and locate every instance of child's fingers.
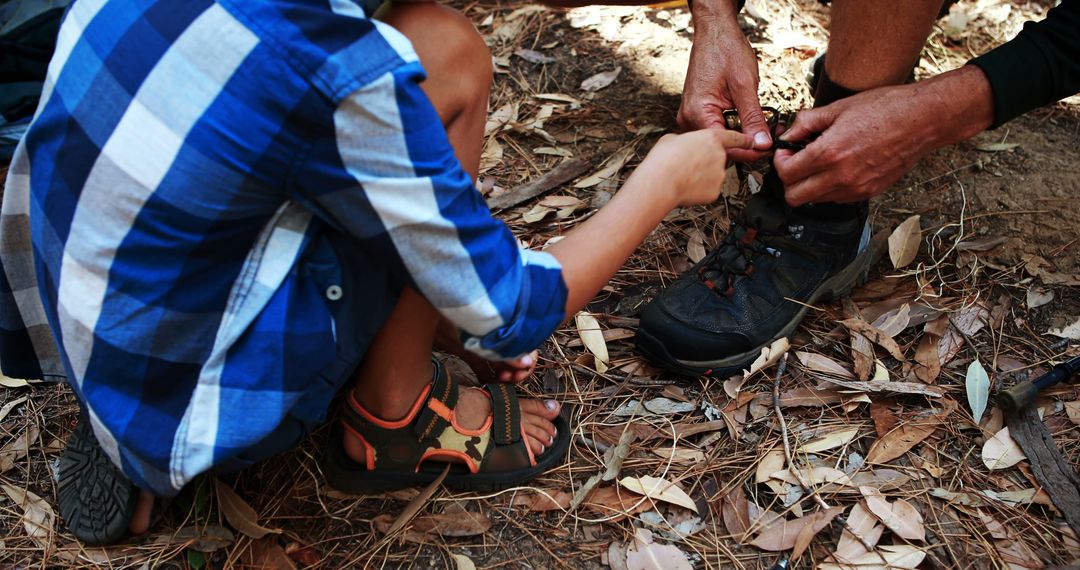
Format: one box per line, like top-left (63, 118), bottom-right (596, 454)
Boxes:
top-left (714, 128), bottom-right (754, 150)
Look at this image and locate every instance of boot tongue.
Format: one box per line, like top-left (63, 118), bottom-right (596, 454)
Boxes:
top-left (739, 190), bottom-right (789, 232)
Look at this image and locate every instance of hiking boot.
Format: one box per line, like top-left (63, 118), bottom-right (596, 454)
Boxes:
top-left (635, 171), bottom-right (873, 378)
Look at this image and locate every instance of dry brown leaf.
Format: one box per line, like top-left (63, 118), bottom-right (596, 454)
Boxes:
top-left (580, 67), bottom-right (622, 92)
top-left (1024, 253), bottom-right (1080, 286)
top-left (791, 508), bottom-right (844, 561)
top-left (626, 528), bottom-right (692, 570)
top-left (538, 195), bottom-right (584, 208)
top-left (1066, 401), bottom-right (1080, 426)
top-left (750, 507), bottom-right (843, 552)
top-left (771, 467), bottom-right (854, 487)
top-left (795, 351), bottom-right (855, 379)
top-left (869, 401), bottom-right (900, 438)
top-left (1026, 286), bottom-right (1054, 309)
top-left (721, 486), bottom-right (751, 540)
top-left (374, 505), bottom-right (491, 541)
top-left (866, 400), bottom-right (956, 464)
top-left (450, 553), bottom-right (477, 570)
top-left (2, 483), bottom-right (54, 548)
top-left (575, 147), bottom-right (633, 189)
top-left (510, 490), bottom-right (572, 512)
top-left (483, 102), bottom-right (518, 137)
top-left (0, 375), bottom-right (30, 388)
top-left (840, 319), bottom-right (906, 361)
top-left (619, 476), bottom-right (698, 513)
top-left (478, 137), bottom-right (503, 174)
top-left (215, 479), bottom-right (280, 539)
top-left (583, 485), bottom-right (649, 520)
top-left (872, 303), bottom-right (913, 337)
top-left (725, 337), bottom-right (790, 398)
top-left (650, 448), bottom-right (705, 465)
top-left (1049, 316), bottom-right (1080, 340)
top-left (756, 448), bottom-right (785, 484)
top-left (859, 487), bottom-right (925, 541)
top-left (821, 544), bottom-right (926, 569)
top-left (800, 427), bottom-right (859, 454)
top-left (245, 538), bottom-right (297, 570)
top-left (982, 427), bottom-right (1026, 470)
top-left (575, 311), bottom-right (609, 372)
top-left (866, 420), bottom-right (936, 465)
top-left (686, 229), bottom-right (706, 263)
top-left (0, 394), bottom-right (28, 423)
top-left (0, 423), bottom-right (39, 474)
top-left (833, 503), bottom-right (884, 562)
top-left (913, 329), bottom-right (942, 383)
top-left (850, 331), bottom-right (875, 381)
top-left (888, 215), bottom-right (921, 268)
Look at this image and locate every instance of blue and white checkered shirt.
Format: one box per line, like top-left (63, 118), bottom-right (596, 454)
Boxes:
top-left (0, 0), bottom-right (567, 495)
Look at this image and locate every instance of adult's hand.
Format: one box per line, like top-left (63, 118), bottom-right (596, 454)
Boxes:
top-left (773, 65), bottom-right (995, 206)
top-left (678, 0), bottom-right (773, 162)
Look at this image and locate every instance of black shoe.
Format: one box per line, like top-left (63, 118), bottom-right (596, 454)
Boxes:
top-left (57, 417), bottom-right (138, 545)
top-left (635, 172), bottom-right (873, 378)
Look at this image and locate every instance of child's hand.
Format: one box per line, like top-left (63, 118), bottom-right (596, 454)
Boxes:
top-left (645, 129), bottom-right (753, 207)
top-left (491, 350), bottom-right (538, 383)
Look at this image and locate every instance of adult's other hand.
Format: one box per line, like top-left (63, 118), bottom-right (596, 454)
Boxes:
top-left (773, 65), bottom-right (995, 206)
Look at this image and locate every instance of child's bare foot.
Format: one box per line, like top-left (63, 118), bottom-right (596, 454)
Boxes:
top-left (344, 383), bottom-right (560, 464)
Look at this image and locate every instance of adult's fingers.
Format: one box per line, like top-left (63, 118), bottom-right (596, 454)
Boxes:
top-left (779, 166), bottom-right (833, 206)
top-left (773, 140), bottom-right (829, 189)
top-left (777, 105), bottom-right (835, 144)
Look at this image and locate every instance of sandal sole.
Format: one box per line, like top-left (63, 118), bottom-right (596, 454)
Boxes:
top-left (322, 415), bottom-right (571, 494)
top-left (57, 418), bottom-right (138, 545)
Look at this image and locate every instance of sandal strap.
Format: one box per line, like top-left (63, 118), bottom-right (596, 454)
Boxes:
top-left (340, 359), bottom-right (535, 474)
top-left (412, 358), bottom-right (457, 440)
top-left (486, 383), bottom-right (522, 446)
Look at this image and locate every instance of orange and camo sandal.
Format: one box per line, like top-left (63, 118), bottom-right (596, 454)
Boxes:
top-left (323, 359), bottom-right (569, 493)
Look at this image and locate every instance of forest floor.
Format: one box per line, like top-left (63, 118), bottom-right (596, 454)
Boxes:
top-left (1, 0), bottom-right (1078, 568)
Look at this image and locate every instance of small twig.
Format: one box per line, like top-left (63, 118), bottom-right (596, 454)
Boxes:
top-left (771, 354), bottom-right (877, 553)
top-left (576, 434), bottom-right (610, 454)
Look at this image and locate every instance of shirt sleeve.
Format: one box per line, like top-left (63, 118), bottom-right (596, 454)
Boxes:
top-left (295, 58), bottom-right (567, 361)
top-left (969, 0), bottom-right (1080, 128)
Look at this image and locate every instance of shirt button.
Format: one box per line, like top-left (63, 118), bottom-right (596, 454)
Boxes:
top-left (326, 285), bottom-right (343, 301)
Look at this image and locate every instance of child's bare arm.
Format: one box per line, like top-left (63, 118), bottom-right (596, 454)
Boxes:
top-left (548, 128), bottom-right (752, 316)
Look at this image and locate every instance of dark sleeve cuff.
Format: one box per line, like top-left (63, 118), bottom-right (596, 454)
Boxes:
top-left (968, 2), bottom-right (1080, 129)
top-left (969, 35), bottom-right (1053, 129)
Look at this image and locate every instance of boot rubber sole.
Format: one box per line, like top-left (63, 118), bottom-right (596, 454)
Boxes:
top-left (57, 419), bottom-right (138, 545)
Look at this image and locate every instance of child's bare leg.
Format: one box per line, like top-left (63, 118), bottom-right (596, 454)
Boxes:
top-left (344, 3), bottom-right (559, 465)
top-left (375, 1), bottom-right (492, 179)
top-left (379, 2), bottom-right (536, 384)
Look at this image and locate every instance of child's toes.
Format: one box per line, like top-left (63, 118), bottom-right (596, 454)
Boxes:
top-left (519, 398), bottom-right (561, 420)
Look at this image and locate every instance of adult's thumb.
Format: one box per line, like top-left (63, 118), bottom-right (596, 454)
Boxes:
top-left (732, 94), bottom-right (772, 149)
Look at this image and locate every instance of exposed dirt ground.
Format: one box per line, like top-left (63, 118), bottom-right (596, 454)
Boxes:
top-left (1, 0), bottom-right (1078, 568)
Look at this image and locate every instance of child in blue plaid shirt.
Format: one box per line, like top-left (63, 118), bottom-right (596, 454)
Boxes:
top-left (0, 0), bottom-right (748, 543)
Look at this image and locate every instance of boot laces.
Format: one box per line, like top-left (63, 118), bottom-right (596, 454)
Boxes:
top-left (697, 223), bottom-right (806, 296)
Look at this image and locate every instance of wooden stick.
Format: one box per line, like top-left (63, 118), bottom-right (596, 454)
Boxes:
top-left (486, 156), bottom-right (593, 210)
